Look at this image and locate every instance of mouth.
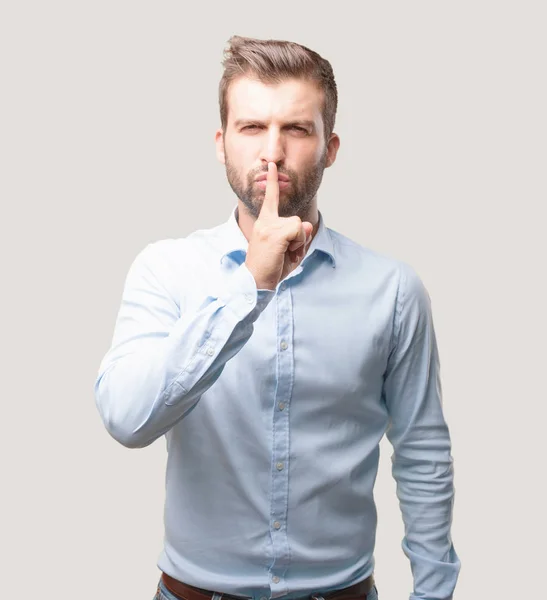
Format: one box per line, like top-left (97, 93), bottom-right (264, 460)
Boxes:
top-left (255, 173), bottom-right (290, 183)
top-left (255, 180), bottom-right (290, 190)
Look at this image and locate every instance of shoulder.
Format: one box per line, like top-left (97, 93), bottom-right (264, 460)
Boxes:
top-left (326, 226), bottom-right (431, 308)
top-left (130, 238), bottom-right (186, 273)
top-left (327, 226), bottom-right (418, 279)
top-left (134, 220), bottom-right (226, 267)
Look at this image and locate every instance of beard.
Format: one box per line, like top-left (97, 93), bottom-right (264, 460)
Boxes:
top-left (224, 148), bottom-right (327, 219)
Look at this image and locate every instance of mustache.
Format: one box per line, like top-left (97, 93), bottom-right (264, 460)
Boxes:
top-left (249, 166), bottom-right (293, 179)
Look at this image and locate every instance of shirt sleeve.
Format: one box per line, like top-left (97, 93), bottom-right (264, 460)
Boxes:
top-left (381, 262), bottom-right (461, 600)
top-left (94, 242), bottom-right (275, 449)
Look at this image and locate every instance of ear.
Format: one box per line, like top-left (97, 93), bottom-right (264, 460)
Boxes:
top-left (324, 132), bottom-right (340, 168)
top-left (215, 128), bottom-right (226, 164)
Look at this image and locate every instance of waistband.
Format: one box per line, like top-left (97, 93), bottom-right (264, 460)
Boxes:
top-left (161, 573), bottom-right (376, 600)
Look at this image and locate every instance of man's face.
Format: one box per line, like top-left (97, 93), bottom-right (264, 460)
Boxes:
top-left (216, 76), bottom-right (338, 219)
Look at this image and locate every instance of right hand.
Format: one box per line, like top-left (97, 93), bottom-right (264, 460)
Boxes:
top-left (245, 162), bottom-right (314, 290)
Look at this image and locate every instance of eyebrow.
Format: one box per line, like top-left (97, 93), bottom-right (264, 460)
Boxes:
top-left (233, 119), bottom-right (316, 130)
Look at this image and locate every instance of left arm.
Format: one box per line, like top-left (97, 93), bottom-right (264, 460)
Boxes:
top-left (382, 263), bottom-right (461, 600)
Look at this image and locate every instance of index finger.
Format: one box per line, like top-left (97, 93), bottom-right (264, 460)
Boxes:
top-left (259, 162), bottom-right (279, 219)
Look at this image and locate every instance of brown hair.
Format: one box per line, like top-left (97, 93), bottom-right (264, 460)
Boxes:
top-left (219, 35), bottom-right (338, 142)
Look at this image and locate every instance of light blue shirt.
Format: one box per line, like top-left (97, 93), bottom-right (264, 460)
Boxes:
top-left (95, 206), bottom-right (460, 600)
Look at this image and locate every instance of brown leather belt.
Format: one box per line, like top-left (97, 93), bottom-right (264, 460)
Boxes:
top-left (161, 573), bottom-right (375, 600)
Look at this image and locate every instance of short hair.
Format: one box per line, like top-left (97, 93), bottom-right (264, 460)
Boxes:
top-left (219, 35), bottom-right (338, 142)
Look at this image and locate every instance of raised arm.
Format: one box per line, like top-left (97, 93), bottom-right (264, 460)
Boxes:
top-left (94, 241), bottom-right (274, 449)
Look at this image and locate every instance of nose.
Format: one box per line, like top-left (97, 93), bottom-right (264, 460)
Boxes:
top-left (259, 127), bottom-right (285, 166)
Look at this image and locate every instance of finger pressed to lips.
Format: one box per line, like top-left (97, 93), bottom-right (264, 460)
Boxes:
top-left (256, 162), bottom-right (279, 218)
top-left (264, 163), bottom-right (290, 190)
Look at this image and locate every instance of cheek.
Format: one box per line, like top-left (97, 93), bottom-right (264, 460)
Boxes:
top-left (289, 140), bottom-right (325, 168)
top-left (227, 140), bottom-right (256, 166)
top-left (312, 140), bottom-right (327, 162)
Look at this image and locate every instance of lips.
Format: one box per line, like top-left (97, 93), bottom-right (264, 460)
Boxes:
top-left (255, 172), bottom-right (290, 182)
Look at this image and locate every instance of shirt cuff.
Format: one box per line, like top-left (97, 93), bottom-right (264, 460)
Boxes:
top-left (220, 262), bottom-right (276, 322)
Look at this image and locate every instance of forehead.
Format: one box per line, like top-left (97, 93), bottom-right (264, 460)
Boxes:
top-left (226, 76), bottom-right (324, 124)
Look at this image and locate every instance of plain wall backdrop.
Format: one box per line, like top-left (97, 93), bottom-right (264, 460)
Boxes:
top-left (1, 1), bottom-right (545, 598)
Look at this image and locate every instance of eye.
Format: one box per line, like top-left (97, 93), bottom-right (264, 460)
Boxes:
top-left (242, 124), bottom-right (260, 131)
top-left (289, 125), bottom-right (309, 134)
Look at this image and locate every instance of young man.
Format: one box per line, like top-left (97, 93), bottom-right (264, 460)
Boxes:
top-left (95, 36), bottom-right (460, 600)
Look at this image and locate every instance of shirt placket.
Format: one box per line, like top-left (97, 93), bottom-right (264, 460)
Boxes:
top-left (268, 279), bottom-right (294, 597)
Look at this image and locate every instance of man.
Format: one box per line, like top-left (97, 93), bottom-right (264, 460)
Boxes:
top-left (95, 36), bottom-right (460, 600)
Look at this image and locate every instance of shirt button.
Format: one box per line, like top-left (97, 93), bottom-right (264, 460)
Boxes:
top-left (273, 521), bottom-right (281, 529)
top-left (272, 576), bottom-right (280, 584)
top-left (206, 347), bottom-right (214, 356)
top-left (280, 341), bottom-right (288, 351)
top-left (278, 402), bottom-right (285, 411)
top-left (245, 293), bottom-right (254, 303)
top-left (276, 462), bottom-right (284, 471)
top-left (280, 282), bottom-right (287, 291)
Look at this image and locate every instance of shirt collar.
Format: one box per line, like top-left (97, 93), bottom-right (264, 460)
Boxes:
top-left (218, 205), bottom-right (337, 269)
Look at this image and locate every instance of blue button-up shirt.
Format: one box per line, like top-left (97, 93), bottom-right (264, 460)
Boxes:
top-left (94, 206), bottom-right (460, 600)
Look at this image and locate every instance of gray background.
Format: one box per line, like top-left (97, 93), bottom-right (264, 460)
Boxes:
top-left (1, 1), bottom-right (545, 598)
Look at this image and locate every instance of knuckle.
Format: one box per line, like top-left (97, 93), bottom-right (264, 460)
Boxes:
top-left (255, 223), bottom-right (273, 242)
top-left (254, 220), bottom-right (266, 234)
top-left (289, 215), bottom-right (302, 226)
